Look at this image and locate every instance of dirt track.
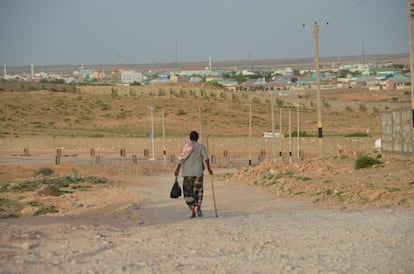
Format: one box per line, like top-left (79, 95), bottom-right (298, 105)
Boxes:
top-left (1, 167), bottom-right (413, 273)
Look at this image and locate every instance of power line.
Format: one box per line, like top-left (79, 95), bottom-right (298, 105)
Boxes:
top-left (325, 0), bottom-right (365, 25)
top-left (283, 0), bottom-right (365, 59)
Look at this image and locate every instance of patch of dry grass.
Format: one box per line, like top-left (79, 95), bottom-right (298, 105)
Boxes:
top-left (0, 82), bottom-right (410, 139)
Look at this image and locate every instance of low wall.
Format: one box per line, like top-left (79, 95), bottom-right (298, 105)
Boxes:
top-left (381, 109), bottom-right (413, 153)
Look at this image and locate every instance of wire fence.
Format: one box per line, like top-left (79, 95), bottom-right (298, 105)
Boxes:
top-left (81, 149), bottom-right (334, 175)
top-left (1, 136), bottom-right (380, 175)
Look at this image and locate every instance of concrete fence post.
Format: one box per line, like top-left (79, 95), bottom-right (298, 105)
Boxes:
top-left (55, 148), bottom-right (62, 165)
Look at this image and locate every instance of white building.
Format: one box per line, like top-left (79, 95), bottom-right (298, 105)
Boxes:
top-left (272, 67), bottom-right (294, 76)
top-left (121, 70), bottom-right (144, 84)
top-left (339, 64), bottom-right (371, 73)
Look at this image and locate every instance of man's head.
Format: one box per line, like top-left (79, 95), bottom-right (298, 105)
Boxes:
top-left (189, 131), bottom-right (199, 141)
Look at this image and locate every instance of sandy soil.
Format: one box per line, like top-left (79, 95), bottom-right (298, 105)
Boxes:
top-left (0, 152), bottom-right (413, 273)
top-left (1, 75), bottom-right (413, 273)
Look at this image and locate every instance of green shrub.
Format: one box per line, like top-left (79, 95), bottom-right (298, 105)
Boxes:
top-left (90, 133), bottom-right (104, 137)
top-left (10, 181), bottom-right (40, 192)
top-left (158, 89), bottom-right (166, 96)
top-left (276, 98), bottom-right (284, 108)
top-left (385, 187), bottom-right (400, 192)
top-left (28, 201), bottom-right (41, 207)
top-left (111, 88), bottom-right (118, 98)
top-left (252, 97), bottom-right (260, 104)
top-left (358, 103), bottom-right (367, 112)
top-left (345, 106), bottom-right (354, 112)
top-left (0, 197), bottom-right (16, 207)
top-left (296, 176), bottom-right (312, 181)
top-left (91, 177), bottom-right (109, 184)
top-left (291, 130), bottom-right (314, 137)
top-left (354, 155), bottom-right (382, 169)
top-left (344, 132), bottom-right (368, 137)
top-left (34, 167), bottom-right (55, 177)
top-left (38, 184), bottom-right (62, 196)
top-left (398, 198), bottom-right (408, 205)
top-left (36, 206), bottom-right (59, 215)
top-left (176, 109), bottom-right (186, 115)
top-left (322, 99), bottom-right (330, 108)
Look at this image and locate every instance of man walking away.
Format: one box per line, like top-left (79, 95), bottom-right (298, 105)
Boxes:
top-left (174, 131), bottom-right (213, 218)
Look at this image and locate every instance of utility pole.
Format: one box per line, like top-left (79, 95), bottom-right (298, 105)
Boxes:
top-left (162, 109), bottom-right (166, 168)
top-left (248, 103), bottom-right (252, 166)
top-left (304, 22), bottom-right (327, 159)
top-left (293, 103), bottom-right (302, 160)
top-left (288, 108), bottom-right (292, 165)
top-left (174, 40), bottom-right (178, 74)
top-left (270, 90), bottom-right (276, 162)
top-left (198, 107), bottom-right (203, 143)
top-left (146, 106), bottom-right (155, 160)
top-left (279, 108), bottom-right (283, 162)
top-left (409, 0), bottom-right (414, 149)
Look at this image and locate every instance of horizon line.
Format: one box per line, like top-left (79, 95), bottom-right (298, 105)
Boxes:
top-left (2, 52), bottom-right (409, 68)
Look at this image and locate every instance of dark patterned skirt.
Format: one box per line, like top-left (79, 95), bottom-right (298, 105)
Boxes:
top-left (182, 176), bottom-right (204, 209)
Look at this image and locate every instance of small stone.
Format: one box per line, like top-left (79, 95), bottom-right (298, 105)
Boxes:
top-left (21, 242), bottom-right (31, 250)
top-left (20, 206), bottom-right (39, 217)
top-left (96, 233), bottom-right (106, 238)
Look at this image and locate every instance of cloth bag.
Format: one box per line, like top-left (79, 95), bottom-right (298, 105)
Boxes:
top-left (170, 176), bottom-right (182, 198)
top-left (178, 140), bottom-right (195, 160)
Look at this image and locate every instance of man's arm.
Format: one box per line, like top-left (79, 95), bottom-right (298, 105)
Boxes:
top-left (174, 163), bottom-right (181, 177)
top-left (205, 159), bottom-right (213, 175)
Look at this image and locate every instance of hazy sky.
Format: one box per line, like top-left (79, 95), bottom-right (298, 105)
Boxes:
top-left (0, 0), bottom-right (409, 66)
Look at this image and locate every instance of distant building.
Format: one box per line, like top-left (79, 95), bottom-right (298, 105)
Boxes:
top-left (339, 64), bottom-right (371, 73)
top-left (111, 69), bottom-right (144, 85)
top-left (272, 67), bottom-right (294, 76)
top-left (177, 67), bottom-right (210, 77)
top-left (32, 71), bottom-right (49, 82)
top-left (111, 70), bottom-right (122, 84)
top-left (385, 74), bottom-right (410, 90)
top-left (79, 68), bottom-right (93, 80)
top-left (189, 76), bottom-right (203, 83)
top-left (268, 76), bottom-right (290, 90)
top-left (170, 75), bottom-right (189, 83)
top-left (240, 70), bottom-right (255, 76)
top-left (375, 67), bottom-right (400, 80)
top-left (121, 70), bottom-right (144, 84)
top-left (92, 70), bottom-right (105, 81)
top-left (149, 77), bottom-right (170, 84)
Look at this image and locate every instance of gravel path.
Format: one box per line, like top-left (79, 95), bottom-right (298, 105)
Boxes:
top-left (1, 169), bottom-right (413, 274)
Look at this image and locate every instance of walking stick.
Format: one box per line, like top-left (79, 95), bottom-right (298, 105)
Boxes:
top-left (210, 174), bottom-right (218, 217)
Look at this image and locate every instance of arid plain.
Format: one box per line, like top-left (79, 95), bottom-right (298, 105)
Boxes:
top-left (0, 81), bottom-right (413, 273)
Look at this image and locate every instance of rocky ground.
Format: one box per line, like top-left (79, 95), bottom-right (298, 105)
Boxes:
top-left (1, 149), bottom-right (413, 219)
top-left (232, 151), bottom-right (414, 210)
top-left (0, 150), bottom-right (413, 273)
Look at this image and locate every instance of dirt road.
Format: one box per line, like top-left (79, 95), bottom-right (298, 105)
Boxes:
top-left (1, 168), bottom-right (413, 273)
